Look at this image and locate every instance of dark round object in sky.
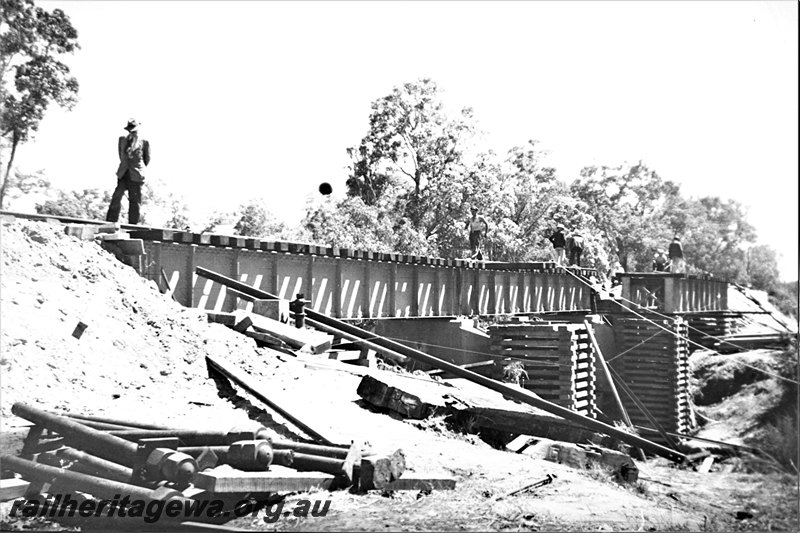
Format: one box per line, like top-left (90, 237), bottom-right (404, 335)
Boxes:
top-left (319, 182), bottom-right (333, 195)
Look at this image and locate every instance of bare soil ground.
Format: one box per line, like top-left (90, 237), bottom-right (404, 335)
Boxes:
top-left (0, 219), bottom-right (798, 531)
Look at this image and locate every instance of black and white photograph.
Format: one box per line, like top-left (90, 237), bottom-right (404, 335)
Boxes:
top-left (1, 1), bottom-right (798, 530)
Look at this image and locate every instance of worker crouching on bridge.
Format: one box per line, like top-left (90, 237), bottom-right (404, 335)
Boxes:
top-left (106, 118), bottom-right (151, 225)
top-left (548, 224), bottom-right (567, 267)
top-left (652, 249), bottom-right (669, 272)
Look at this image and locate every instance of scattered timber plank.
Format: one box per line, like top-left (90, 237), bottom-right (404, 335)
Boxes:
top-left (243, 330), bottom-right (293, 351)
top-left (357, 374), bottom-right (451, 419)
top-left (427, 360), bottom-right (495, 377)
top-left (194, 465), bottom-right (335, 493)
top-left (207, 312), bottom-right (237, 327)
top-left (358, 455), bottom-right (398, 490)
top-left (240, 311), bottom-right (333, 354)
top-left (505, 435), bottom-right (534, 453)
top-left (327, 350), bottom-right (363, 361)
top-left (0, 478), bottom-right (30, 501)
top-left (232, 316), bottom-right (253, 333)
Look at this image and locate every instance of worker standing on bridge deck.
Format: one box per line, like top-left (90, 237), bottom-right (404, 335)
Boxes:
top-left (567, 229), bottom-right (584, 267)
top-left (465, 207), bottom-right (489, 260)
top-left (668, 236), bottom-right (685, 274)
top-left (106, 118), bottom-right (150, 225)
top-left (548, 224), bottom-right (567, 266)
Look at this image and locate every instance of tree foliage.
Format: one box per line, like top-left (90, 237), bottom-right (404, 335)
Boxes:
top-left (232, 199), bottom-right (287, 239)
top-left (745, 244), bottom-right (781, 293)
top-left (36, 187), bottom-right (108, 219)
top-left (346, 79), bottom-right (477, 229)
top-left (1, 167), bottom-right (49, 205)
top-left (675, 197), bottom-right (757, 282)
top-left (0, 0), bottom-right (80, 208)
top-left (35, 178), bottom-right (192, 229)
top-left (571, 162), bottom-right (682, 272)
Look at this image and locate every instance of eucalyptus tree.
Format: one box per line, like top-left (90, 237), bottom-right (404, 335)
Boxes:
top-left (0, 0), bottom-right (80, 207)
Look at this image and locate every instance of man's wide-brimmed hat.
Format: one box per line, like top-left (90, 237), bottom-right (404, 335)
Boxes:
top-left (556, 224), bottom-right (565, 230)
top-left (124, 119), bottom-right (139, 131)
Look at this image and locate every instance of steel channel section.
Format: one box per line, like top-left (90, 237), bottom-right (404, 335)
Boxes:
top-left (195, 266), bottom-right (685, 463)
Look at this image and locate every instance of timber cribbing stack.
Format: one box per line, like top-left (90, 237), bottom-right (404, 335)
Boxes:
top-left (686, 313), bottom-right (742, 349)
top-left (608, 316), bottom-right (694, 438)
top-left (487, 323), bottom-right (597, 418)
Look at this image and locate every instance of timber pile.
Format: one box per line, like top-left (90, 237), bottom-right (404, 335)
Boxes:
top-left (686, 313), bottom-right (742, 349)
top-left (2, 403), bottom-right (454, 527)
top-left (208, 311), bottom-right (334, 354)
top-left (607, 317), bottom-right (694, 438)
top-left (487, 323), bottom-right (597, 417)
top-left (714, 332), bottom-right (794, 354)
top-left (357, 371), bottom-right (620, 448)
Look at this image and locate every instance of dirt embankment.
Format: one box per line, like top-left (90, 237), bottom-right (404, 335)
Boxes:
top-left (0, 218), bottom-right (798, 531)
top-left (0, 220), bottom-right (265, 429)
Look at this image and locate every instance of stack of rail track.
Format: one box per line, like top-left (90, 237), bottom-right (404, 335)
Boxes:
top-left (607, 316), bottom-right (693, 439)
top-left (488, 322), bottom-right (597, 418)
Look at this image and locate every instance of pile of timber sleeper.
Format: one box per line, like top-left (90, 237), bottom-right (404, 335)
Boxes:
top-left (607, 316), bottom-right (694, 438)
top-left (686, 313), bottom-right (742, 349)
top-left (487, 322), bottom-right (597, 418)
top-left (1, 403), bottom-right (454, 528)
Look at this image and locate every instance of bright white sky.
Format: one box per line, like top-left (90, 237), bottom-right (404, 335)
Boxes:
top-left (12, 1), bottom-right (799, 280)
